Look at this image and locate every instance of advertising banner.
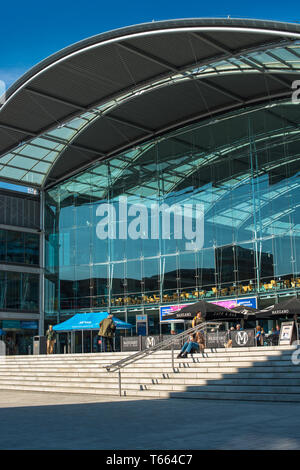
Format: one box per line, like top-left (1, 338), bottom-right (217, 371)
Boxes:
top-left (160, 304), bottom-right (189, 323)
top-left (160, 297), bottom-right (257, 322)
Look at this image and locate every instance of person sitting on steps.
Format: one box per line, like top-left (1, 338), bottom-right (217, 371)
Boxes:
top-left (177, 331), bottom-right (205, 358)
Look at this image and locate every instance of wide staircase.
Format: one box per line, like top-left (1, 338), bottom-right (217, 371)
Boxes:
top-left (0, 345), bottom-right (300, 401)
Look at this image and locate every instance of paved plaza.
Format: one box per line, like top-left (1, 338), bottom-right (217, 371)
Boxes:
top-left (0, 390), bottom-right (300, 450)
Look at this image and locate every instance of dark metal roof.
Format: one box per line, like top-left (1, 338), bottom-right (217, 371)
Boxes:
top-left (1, 17), bottom-right (300, 188)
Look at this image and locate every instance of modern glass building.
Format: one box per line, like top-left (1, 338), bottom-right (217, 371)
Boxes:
top-left (1, 18), bottom-right (300, 348)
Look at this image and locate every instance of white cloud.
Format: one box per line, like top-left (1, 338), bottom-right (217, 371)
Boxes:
top-left (0, 67), bottom-right (29, 89)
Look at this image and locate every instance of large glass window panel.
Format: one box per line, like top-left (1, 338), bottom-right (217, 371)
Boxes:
top-left (274, 236), bottom-right (294, 278)
top-left (74, 227), bottom-right (91, 266)
top-left (111, 262), bottom-right (125, 297)
top-left (126, 259), bottom-right (142, 297)
top-left (24, 232), bottom-right (39, 265)
top-left (92, 264), bottom-right (108, 308)
top-left (74, 266), bottom-right (91, 309)
top-left (143, 257), bottom-right (160, 300)
top-left (162, 256), bottom-right (178, 297)
top-left (0, 230), bottom-right (6, 262)
top-left (0, 271), bottom-right (6, 309)
top-left (6, 231), bottom-right (24, 264)
top-left (179, 252), bottom-right (197, 296)
top-left (196, 249), bottom-right (216, 293)
top-left (21, 273), bottom-right (39, 311)
top-left (6, 272), bottom-right (21, 309)
top-left (45, 275), bottom-right (58, 314)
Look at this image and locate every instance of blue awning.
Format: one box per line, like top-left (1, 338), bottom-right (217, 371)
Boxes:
top-left (52, 312), bottom-right (133, 332)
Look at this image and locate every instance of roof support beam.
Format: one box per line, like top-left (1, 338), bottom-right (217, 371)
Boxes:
top-left (0, 122), bottom-right (106, 158)
top-left (27, 87), bottom-right (155, 134)
top-left (44, 88), bottom-right (292, 190)
top-left (191, 31), bottom-right (293, 88)
top-left (196, 78), bottom-right (244, 103)
top-left (0, 123), bottom-right (36, 137)
top-left (116, 42), bottom-right (179, 72)
top-left (190, 32), bottom-right (234, 55)
top-left (103, 115), bottom-right (154, 134)
top-left (26, 88), bottom-right (86, 111)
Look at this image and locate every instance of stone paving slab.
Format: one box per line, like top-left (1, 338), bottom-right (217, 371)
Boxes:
top-left (1, 390), bottom-right (300, 450)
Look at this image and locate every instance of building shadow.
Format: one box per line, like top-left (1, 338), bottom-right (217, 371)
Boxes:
top-left (164, 346), bottom-right (300, 401)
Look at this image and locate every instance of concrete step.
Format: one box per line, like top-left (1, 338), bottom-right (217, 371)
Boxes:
top-left (1, 349), bottom-right (295, 362)
top-left (0, 357), bottom-right (296, 369)
top-left (2, 370), bottom-right (300, 382)
top-left (1, 383), bottom-right (300, 402)
top-left (0, 345), bottom-right (299, 402)
top-left (2, 374), bottom-right (300, 387)
top-left (0, 364), bottom-right (299, 375)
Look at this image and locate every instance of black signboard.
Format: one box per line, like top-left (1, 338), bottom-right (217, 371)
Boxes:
top-left (141, 335), bottom-right (161, 350)
top-left (121, 336), bottom-right (141, 352)
top-left (161, 335), bottom-right (183, 350)
top-left (231, 329), bottom-right (255, 348)
top-left (206, 332), bottom-right (227, 349)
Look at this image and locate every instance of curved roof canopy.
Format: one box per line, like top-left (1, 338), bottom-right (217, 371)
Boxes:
top-left (1, 17), bottom-right (300, 188)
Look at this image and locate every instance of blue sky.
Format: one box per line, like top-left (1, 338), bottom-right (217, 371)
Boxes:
top-left (1, 0), bottom-right (299, 88)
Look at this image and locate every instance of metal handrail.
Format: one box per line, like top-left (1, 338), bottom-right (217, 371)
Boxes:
top-left (105, 321), bottom-right (222, 394)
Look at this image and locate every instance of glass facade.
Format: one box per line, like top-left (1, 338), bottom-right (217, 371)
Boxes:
top-left (45, 100), bottom-right (300, 325)
top-left (0, 229), bottom-right (39, 265)
top-left (0, 271), bottom-right (39, 312)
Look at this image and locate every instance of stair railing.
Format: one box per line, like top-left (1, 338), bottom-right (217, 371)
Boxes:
top-left (105, 321), bottom-right (222, 396)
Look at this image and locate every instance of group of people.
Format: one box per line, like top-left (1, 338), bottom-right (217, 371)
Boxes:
top-left (175, 312), bottom-right (283, 357)
top-left (45, 312), bottom-right (283, 356)
top-left (45, 315), bottom-right (116, 354)
top-left (224, 323), bottom-right (281, 348)
top-left (256, 324), bottom-right (280, 346)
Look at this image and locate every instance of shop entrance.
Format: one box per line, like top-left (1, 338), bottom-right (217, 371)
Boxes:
top-left (1, 320), bottom-right (38, 355)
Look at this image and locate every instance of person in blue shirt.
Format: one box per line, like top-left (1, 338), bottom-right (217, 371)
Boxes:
top-left (256, 325), bottom-right (264, 346)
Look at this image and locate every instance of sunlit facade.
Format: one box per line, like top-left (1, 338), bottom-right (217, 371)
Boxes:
top-left (44, 99), bottom-right (300, 333)
top-left (1, 18), bottom-right (300, 343)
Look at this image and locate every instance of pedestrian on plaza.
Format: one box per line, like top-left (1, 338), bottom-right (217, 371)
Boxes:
top-left (46, 325), bottom-right (56, 354)
top-left (98, 314), bottom-right (116, 352)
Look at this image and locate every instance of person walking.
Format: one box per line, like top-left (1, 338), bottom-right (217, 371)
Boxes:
top-left (98, 314), bottom-right (116, 352)
top-left (46, 325), bottom-right (56, 354)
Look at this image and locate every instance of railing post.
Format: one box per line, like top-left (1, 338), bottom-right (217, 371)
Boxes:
top-left (118, 369), bottom-right (122, 396)
top-left (171, 342), bottom-right (174, 370)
